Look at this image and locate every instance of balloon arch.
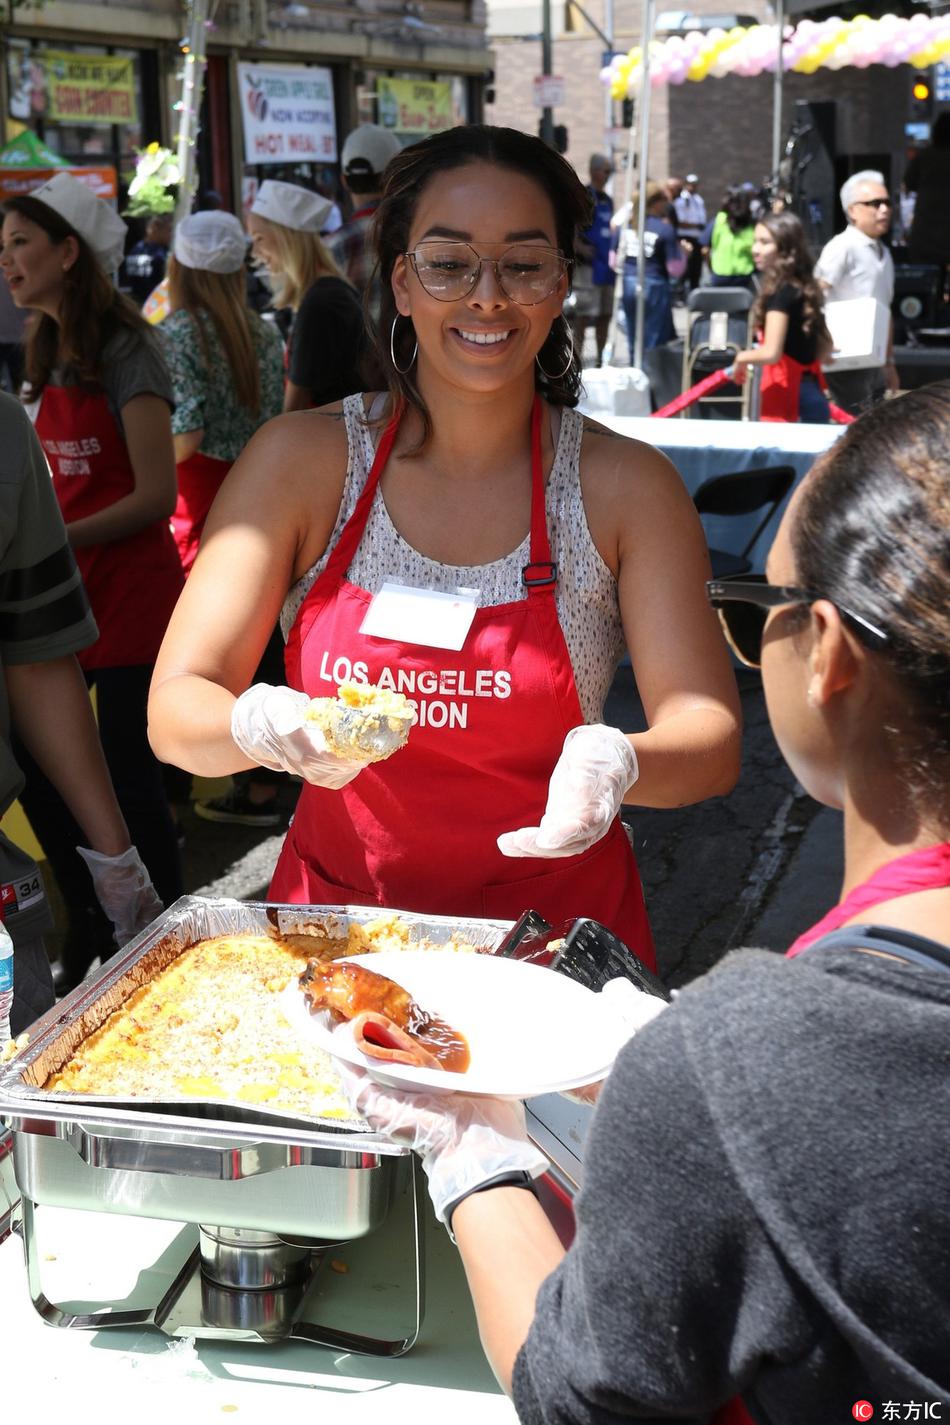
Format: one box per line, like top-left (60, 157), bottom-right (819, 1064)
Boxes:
top-left (603, 11), bottom-right (950, 91)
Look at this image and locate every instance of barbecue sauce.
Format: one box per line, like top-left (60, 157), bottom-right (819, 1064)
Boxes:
top-left (406, 1008), bottom-right (470, 1073)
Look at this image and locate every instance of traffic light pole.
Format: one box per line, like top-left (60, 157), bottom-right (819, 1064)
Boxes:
top-left (541, 0), bottom-right (555, 147)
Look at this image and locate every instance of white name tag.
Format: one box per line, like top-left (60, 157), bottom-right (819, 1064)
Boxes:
top-left (360, 582), bottom-right (480, 651)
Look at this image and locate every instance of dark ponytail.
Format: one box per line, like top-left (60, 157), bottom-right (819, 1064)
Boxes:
top-left (791, 382), bottom-right (950, 815)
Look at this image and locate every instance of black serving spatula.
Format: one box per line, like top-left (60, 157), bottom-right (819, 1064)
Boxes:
top-left (495, 911), bottom-right (670, 1002)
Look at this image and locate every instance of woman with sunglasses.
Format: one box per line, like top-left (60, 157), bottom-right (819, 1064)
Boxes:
top-left (338, 383), bottom-right (950, 1420)
top-left (732, 210), bottom-right (834, 423)
top-left (149, 125), bottom-right (741, 965)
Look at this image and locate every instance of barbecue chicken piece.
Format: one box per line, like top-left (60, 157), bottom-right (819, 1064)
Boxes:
top-left (300, 959), bottom-right (469, 1072)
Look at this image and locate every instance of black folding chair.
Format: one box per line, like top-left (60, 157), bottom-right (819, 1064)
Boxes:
top-left (692, 466), bottom-right (797, 577)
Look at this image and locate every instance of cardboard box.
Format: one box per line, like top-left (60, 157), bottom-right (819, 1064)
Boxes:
top-left (823, 297), bottom-right (890, 372)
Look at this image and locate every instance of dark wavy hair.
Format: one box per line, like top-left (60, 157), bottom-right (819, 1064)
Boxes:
top-left (371, 124), bottom-right (592, 450)
top-left (2, 194), bottom-right (147, 402)
top-left (721, 188), bottom-right (754, 236)
top-left (750, 210), bottom-right (830, 349)
top-left (790, 381), bottom-right (950, 819)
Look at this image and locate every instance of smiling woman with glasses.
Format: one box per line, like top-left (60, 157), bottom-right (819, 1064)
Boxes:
top-left (150, 123), bottom-right (742, 974)
top-left (333, 383), bottom-right (950, 1425)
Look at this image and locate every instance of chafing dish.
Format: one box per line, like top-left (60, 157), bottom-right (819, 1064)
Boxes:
top-left (0, 895), bottom-right (511, 1352)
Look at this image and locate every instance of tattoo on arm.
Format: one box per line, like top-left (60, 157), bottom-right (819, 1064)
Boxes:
top-left (582, 419), bottom-right (626, 440)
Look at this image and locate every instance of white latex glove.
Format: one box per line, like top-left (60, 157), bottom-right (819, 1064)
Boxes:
top-left (599, 976), bottom-right (669, 1039)
top-left (335, 1041), bottom-right (548, 1230)
top-left (497, 724), bottom-right (639, 859)
top-left (76, 845), bottom-right (164, 947)
top-left (561, 978), bottom-right (669, 1104)
top-left (230, 683), bottom-right (364, 790)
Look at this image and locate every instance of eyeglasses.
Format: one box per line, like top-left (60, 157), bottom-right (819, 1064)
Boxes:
top-left (705, 574), bottom-right (888, 669)
top-left (853, 198), bottom-right (892, 210)
top-left (407, 241), bottom-right (571, 305)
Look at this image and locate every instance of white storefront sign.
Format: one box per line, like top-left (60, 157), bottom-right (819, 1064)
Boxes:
top-left (238, 63), bottom-right (337, 164)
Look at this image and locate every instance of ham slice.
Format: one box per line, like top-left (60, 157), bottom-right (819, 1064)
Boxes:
top-left (351, 1010), bottom-right (443, 1070)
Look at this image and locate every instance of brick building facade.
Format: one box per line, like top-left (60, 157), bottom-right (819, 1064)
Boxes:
top-left (486, 0), bottom-right (920, 236)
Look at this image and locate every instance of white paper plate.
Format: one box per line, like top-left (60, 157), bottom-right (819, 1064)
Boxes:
top-left (279, 951), bottom-right (634, 1099)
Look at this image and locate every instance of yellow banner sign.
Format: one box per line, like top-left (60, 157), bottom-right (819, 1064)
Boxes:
top-left (376, 78), bottom-right (453, 136)
top-left (41, 51), bottom-right (138, 125)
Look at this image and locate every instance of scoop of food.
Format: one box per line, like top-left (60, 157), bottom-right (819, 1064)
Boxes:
top-left (300, 959), bottom-right (470, 1072)
top-left (304, 683), bottom-right (415, 763)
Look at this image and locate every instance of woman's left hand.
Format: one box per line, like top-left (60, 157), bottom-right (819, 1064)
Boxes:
top-left (497, 724), bottom-right (638, 859)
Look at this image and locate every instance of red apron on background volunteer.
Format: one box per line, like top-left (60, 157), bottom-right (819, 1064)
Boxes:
top-left (758, 351), bottom-right (827, 424)
top-left (171, 449), bottom-right (232, 574)
top-left (34, 385), bottom-right (183, 666)
top-left (270, 397), bottom-right (655, 969)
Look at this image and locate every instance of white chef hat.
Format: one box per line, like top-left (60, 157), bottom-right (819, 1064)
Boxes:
top-left (29, 172), bottom-right (128, 272)
top-left (174, 211), bottom-right (247, 273)
top-left (249, 180), bottom-right (332, 234)
top-left (341, 124), bottom-right (401, 180)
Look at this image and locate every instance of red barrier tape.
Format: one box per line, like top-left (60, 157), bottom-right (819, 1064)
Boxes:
top-left (651, 366), bottom-right (733, 419)
top-left (651, 367), bottom-right (856, 425)
top-left (828, 402), bottom-right (855, 424)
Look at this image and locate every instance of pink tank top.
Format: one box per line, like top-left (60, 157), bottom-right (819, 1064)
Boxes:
top-left (786, 842), bottom-right (950, 957)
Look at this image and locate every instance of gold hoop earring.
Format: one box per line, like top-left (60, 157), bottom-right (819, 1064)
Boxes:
top-left (535, 317), bottom-right (575, 381)
top-left (390, 315), bottom-right (418, 375)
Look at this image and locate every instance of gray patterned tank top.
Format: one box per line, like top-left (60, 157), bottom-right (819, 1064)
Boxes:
top-left (281, 394), bottom-right (625, 723)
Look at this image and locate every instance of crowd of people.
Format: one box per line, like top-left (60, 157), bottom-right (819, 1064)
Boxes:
top-left (0, 117), bottom-right (947, 1418)
top-left (567, 150), bottom-right (943, 423)
top-left (0, 124), bottom-right (395, 998)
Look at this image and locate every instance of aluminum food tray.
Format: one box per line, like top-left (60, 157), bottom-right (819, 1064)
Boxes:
top-left (0, 895), bottom-right (512, 1238)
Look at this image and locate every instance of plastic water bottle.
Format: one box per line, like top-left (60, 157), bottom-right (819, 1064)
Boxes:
top-left (0, 920), bottom-right (13, 1046)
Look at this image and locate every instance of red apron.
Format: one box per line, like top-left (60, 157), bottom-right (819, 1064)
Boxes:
top-left (270, 397), bottom-right (655, 967)
top-left (171, 449), bottom-right (232, 575)
top-left (35, 385), bottom-right (183, 669)
top-left (759, 352), bottom-right (826, 424)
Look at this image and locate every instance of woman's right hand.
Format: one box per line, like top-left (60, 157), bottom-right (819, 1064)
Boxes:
top-left (230, 683), bottom-right (365, 789)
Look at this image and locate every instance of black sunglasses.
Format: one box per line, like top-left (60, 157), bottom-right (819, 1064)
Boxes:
top-left (706, 575), bottom-right (888, 669)
top-left (853, 198), bottom-right (892, 210)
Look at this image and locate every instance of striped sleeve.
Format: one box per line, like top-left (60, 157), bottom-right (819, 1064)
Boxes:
top-left (0, 394), bottom-right (97, 666)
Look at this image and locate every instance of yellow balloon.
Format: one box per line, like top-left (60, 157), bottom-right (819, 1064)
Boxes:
top-left (687, 57), bottom-right (710, 80)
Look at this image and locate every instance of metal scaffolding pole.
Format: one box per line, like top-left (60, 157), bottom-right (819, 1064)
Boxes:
top-left (632, 0), bottom-right (656, 372)
top-left (175, 0), bottom-right (211, 222)
top-left (771, 0), bottom-right (785, 186)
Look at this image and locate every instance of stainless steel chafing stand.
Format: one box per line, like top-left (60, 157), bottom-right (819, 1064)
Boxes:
top-left (0, 896), bottom-right (513, 1356)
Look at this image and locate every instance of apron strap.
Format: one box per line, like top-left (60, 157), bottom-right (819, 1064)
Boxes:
top-left (522, 394), bottom-right (558, 596)
top-left (320, 400), bottom-right (403, 583)
top-left (320, 393), bottom-right (555, 594)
